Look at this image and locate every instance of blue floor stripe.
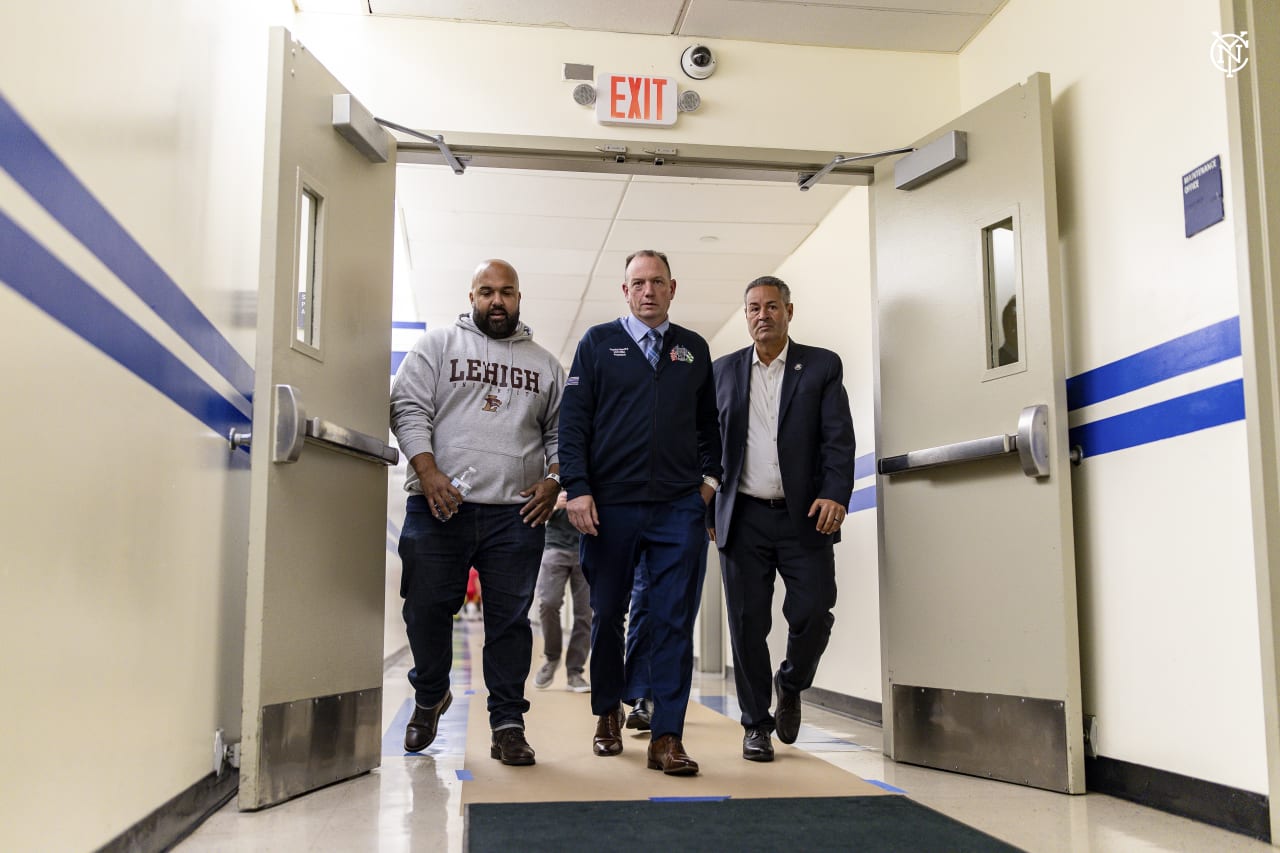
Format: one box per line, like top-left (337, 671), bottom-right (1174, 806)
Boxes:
top-left (1066, 317), bottom-right (1240, 411)
top-left (456, 769), bottom-right (473, 781)
top-left (0, 211), bottom-right (251, 443)
top-left (865, 779), bottom-right (907, 794)
top-left (650, 796), bottom-right (731, 802)
top-left (382, 694), bottom-right (471, 757)
top-left (1069, 379), bottom-right (1245, 458)
top-left (0, 93), bottom-right (255, 401)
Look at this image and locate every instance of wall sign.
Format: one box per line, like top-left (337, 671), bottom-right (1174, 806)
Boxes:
top-left (1183, 155), bottom-right (1224, 238)
top-left (595, 73), bottom-right (678, 127)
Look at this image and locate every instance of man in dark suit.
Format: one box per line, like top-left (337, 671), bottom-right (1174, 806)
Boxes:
top-left (710, 275), bottom-right (856, 762)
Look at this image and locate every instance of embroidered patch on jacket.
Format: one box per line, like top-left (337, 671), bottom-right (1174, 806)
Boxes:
top-left (669, 345), bottom-right (695, 363)
top-left (609, 347), bottom-right (629, 357)
top-left (566, 376), bottom-right (580, 386)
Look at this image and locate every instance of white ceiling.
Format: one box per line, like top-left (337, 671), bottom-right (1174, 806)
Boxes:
top-left (394, 167), bottom-right (848, 365)
top-left (364, 0), bottom-right (1006, 53)
top-left (307, 0), bottom-right (1010, 363)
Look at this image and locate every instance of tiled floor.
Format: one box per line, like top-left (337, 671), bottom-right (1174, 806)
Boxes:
top-left (179, 622), bottom-right (1270, 852)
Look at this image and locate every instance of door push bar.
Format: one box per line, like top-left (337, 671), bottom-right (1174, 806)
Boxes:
top-left (877, 404), bottom-right (1051, 479)
top-left (226, 384), bottom-right (400, 467)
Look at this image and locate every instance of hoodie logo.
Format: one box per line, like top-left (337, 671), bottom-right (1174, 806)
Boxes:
top-left (448, 358), bottom-right (541, 393)
top-left (482, 394), bottom-right (503, 413)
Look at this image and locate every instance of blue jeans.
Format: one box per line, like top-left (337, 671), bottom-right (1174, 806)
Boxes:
top-left (399, 497), bottom-right (545, 729)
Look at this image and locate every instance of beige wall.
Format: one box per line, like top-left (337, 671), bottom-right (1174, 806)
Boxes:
top-left (292, 13), bottom-right (959, 155)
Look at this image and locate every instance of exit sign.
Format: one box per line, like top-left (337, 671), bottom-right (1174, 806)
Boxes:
top-left (596, 73), bottom-right (677, 127)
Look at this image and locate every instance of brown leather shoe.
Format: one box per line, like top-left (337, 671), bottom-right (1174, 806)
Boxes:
top-left (593, 706), bottom-right (625, 756)
top-left (490, 727), bottom-right (536, 766)
top-left (646, 733), bottom-right (699, 776)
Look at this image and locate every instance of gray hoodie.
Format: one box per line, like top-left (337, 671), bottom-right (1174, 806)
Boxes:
top-left (390, 313), bottom-right (564, 505)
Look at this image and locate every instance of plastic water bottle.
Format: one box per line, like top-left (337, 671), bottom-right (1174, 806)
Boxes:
top-left (450, 466), bottom-right (477, 498)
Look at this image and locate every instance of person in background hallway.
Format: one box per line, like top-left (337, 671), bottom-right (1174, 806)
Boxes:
top-left (559, 249), bottom-right (722, 776)
top-left (390, 259), bottom-right (565, 766)
top-left (710, 275), bottom-right (856, 762)
top-left (533, 490), bottom-right (592, 693)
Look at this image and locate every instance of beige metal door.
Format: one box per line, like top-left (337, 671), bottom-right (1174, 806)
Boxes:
top-left (239, 28), bottom-right (397, 809)
top-left (871, 73), bottom-right (1084, 793)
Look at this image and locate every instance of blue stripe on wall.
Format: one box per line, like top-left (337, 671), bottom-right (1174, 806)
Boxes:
top-left (0, 211), bottom-right (251, 441)
top-left (391, 350), bottom-right (408, 375)
top-left (1069, 379), bottom-right (1245, 458)
top-left (0, 93), bottom-right (255, 402)
top-left (1066, 317), bottom-right (1240, 411)
top-left (853, 452), bottom-right (875, 481)
top-left (392, 321), bottom-right (426, 330)
top-left (848, 484), bottom-right (876, 514)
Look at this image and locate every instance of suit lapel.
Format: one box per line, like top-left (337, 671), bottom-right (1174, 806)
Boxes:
top-left (778, 340), bottom-right (803, 424)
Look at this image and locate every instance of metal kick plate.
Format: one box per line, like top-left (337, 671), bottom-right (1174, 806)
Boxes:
top-left (254, 687), bottom-right (381, 808)
top-left (892, 683), bottom-right (1069, 792)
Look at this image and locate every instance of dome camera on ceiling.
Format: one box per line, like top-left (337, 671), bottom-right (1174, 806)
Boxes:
top-left (681, 44), bottom-right (717, 80)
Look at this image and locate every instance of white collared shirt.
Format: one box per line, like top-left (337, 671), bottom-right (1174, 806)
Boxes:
top-left (738, 341), bottom-right (789, 500)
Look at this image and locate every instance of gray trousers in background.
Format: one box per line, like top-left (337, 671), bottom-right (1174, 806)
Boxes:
top-left (535, 547), bottom-right (592, 673)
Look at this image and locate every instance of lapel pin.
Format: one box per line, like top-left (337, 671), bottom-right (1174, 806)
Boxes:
top-left (794, 363), bottom-right (802, 370)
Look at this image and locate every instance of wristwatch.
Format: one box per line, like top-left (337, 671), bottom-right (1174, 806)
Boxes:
top-left (545, 472), bottom-right (562, 486)
top-left (702, 475), bottom-right (720, 491)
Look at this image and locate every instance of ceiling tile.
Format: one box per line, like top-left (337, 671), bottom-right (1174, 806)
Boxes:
top-left (759, 0), bottom-right (1001, 13)
top-left (409, 244), bottom-right (601, 278)
top-left (680, 0), bottom-right (989, 52)
top-left (397, 166), bottom-right (627, 219)
top-left (605, 220), bottom-right (816, 255)
top-left (405, 210), bottom-right (612, 251)
top-left (617, 180), bottom-right (848, 225)
top-left (368, 0), bottom-right (688, 35)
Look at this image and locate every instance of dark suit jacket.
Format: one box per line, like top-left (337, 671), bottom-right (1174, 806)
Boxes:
top-left (712, 339), bottom-right (856, 551)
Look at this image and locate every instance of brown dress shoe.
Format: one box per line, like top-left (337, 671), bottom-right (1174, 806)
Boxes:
top-left (593, 706), bottom-right (625, 756)
top-left (490, 727), bottom-right (536, 766)
top-left (646, 733), bottom-right (699, 776)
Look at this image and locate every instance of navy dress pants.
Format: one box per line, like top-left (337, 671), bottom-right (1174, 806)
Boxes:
top-left (719, 498), bottom-right (837, 730)
top-left (399, 496), bottom-right (545, 729)
top-left (581, 492), bottom-right (708, 739)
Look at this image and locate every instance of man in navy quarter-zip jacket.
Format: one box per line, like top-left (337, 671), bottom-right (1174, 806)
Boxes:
top-left (559, 249), bottom-right (722, 776)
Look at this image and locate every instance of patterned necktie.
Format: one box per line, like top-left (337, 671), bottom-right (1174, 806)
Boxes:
top-left (644, 329), bottom-right (662, 368)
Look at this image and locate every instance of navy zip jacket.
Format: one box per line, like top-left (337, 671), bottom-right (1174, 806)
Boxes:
top-left (559, 319), bottom-right (722, 504)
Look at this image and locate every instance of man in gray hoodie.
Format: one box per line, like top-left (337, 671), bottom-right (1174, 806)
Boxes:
top-left (390, 259), bottom-right (565, 766)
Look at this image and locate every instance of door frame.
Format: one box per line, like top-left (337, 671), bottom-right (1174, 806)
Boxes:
top-left (1221, 0), bottom-right (1280, 841)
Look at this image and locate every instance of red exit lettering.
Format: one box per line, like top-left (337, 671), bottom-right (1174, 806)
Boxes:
top-left (596, 74), bottom-right (677, 127)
